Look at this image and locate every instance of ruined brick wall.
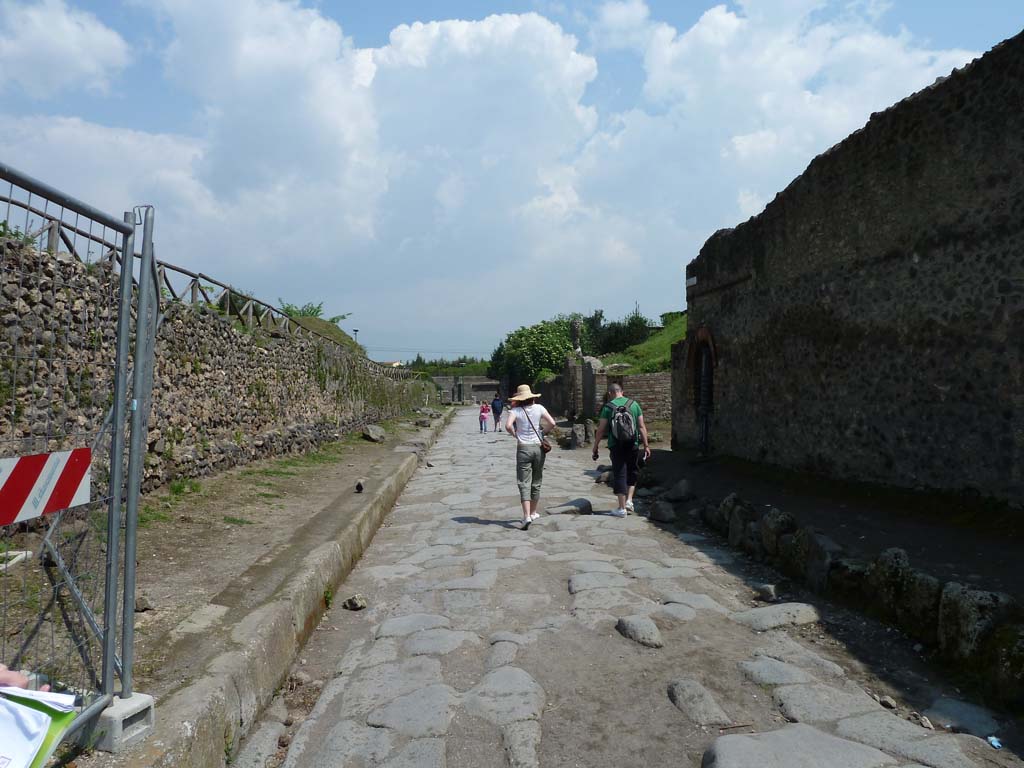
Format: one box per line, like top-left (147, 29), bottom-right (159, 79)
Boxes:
top-left (606, 372), bottom-right (672, 421)
top-left (676, 31), bottom-right (1024, 504)
top-left (1, 242), bottom-right (437, 492)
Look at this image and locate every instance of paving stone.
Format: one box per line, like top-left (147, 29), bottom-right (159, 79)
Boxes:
top-left (502, 720), bottom-right (541, 768)
top-left (621, 559), bottom-right (660, 570)
top-left (660, 591), bottom-right (730, 615)
top-left (464, 667), bottom-right (546, 725)
top-left (547, 499), bottom-right (593, 515)
top-left (731, 602), bottom-right (821, 631)
top-left (475, 557), bottom-right (526, 571)
top-left (653, 603), bottom-right (698, 622)
top-left (667, 678), bottom-right (731, 725)
top-left (753, 631), bottom-right (846, 677)
top-left (836, 712), bottom-right (975, 768)
top-left (431, 571), bottom-right (499, 590)
top-left (337, 638), bottom-right (400, 675)
top-left (312, 720), bottom-right (394, 768)
top-left (363, 563), bottom-right (424, 581)
top-left (570, 560), bottom-right (622, 574)
top-left (739, 657), bottom-right (816, 686)
top-left (399, 545), bottom-right (459, 565)
top-left (660, 557), bottom-right (707, 569)
top-left (366, 684), bottom-right (455, 737)
top-left (571, 587), bottom-right (653, 612)
top-left (380, 739), bottom-right (446, 768)
top-left (509, 546), bottom-right (548, 559)
top-left (404, 628), bottom-right (480, 655)
top-left (701, 723), bottom-right (897, 768)
top-left (490, 631), bottom-right (535, 645)
top-left (616, 615), bottom-right (664, 648)
top-left (546, 550), bottom-right (619, 562)
top-left (487, 640), bottom-right (519, 669)
top-left (341, 657), bottom-right (443, 715)
top-left (773, 683), bottom-right (880, 723)
top-left (441, 493), bottom-right (481, 505)
top-left (568, 571), bottom-right (630, 593)
top-left (376, 613), bottom-right (451, 638)
top-left (630, 565), bottom-right (701, 580)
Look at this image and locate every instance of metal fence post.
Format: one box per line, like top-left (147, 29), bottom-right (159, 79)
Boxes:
top-left (120, 207), bottom-right (156, 698)
top-left (100, 213), bottom-right (136, 697)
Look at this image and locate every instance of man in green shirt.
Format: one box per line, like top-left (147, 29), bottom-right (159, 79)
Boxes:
top-left (592, 383), bottom-right (651, 517)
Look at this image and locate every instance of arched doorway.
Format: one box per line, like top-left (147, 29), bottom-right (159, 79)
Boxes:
top-left (687, 325), bottom-right (717, 457)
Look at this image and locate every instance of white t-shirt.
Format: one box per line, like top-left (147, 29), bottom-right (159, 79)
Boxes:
top-left (509, 404), bottom-right (551, 444)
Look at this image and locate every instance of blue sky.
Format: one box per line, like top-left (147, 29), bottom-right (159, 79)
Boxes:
top-left (1, 1), bottom-right (1021, 359)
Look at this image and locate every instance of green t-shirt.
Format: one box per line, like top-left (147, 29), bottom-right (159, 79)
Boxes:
top-left (599, 397), bottom-right (643, 447)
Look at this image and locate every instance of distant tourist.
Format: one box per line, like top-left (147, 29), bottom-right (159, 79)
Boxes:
top-left (505, 385), bottom-right (556, 530)
top-left (490, 392), bottom-right (504, 432)
top-left (592, 383), bottom-right (651, 517)
top-left (478, 400), bottom-right (491, 433)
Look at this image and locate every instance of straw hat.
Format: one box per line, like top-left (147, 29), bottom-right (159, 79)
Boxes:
top-left (509, 384), bottom-right (541, 402)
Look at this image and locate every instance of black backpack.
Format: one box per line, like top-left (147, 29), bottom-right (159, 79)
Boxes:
top-left (609, 398), bottom-right (637, 443)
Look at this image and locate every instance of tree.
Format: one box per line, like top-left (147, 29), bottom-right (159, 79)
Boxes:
top-left (489, 317), bottom-right (575, 385)
top-left (278, 298), bottom-right (351, 324)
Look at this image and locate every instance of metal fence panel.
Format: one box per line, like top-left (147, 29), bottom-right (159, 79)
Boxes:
top-left (0, 164), bottom-right (146, 746)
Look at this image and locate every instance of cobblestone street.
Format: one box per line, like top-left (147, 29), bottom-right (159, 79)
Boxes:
top-left (278, 410), bottom-right (1014, 768)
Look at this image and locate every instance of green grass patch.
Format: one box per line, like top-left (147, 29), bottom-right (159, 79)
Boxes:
top-left (255, 491), bottom-right (281, 499)
top-left (138, 505), bottom-right (171, 527)
top-left (243, 467), bottom-right (298, 478)
top-left (293, 316), bottom-right (364, 354)
top-left (223, 515), bottom-right (253, 526)
top-left (600, 313), bottom-right (687, 374)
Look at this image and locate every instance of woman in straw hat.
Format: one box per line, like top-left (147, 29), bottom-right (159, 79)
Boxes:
top-left (505, 384), bottom-right (557, 530)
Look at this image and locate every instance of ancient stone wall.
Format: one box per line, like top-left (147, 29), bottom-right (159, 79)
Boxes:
top-left (606, 372), bottom-right (672, 421)
top-left (675, 30), bottom-right (1024, 505)
top-left (1, 241), bottom-right (437, 492)
top-left (536, 355), bottom-right (672, 422)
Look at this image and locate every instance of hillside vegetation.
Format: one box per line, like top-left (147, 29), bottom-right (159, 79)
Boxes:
top-left (293, 316), bottom-right (364, 355)
top-left (600, 312), bottom-right (687, 374)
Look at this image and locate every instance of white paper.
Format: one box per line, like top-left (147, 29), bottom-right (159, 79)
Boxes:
top-left (0, 687), bottom-right (75, 713)
top-left (0, 696), bottom-right (49, 768)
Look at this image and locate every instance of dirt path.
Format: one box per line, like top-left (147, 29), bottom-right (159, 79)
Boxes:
top-left (263, 410), bottom-right (1019, 768)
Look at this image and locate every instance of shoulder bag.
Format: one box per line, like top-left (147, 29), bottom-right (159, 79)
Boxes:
top-left (522, 406), bottom-right (552, 454)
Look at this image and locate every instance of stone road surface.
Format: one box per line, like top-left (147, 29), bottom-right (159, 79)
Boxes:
top-left (279, 410), bottom-right (1009, 768)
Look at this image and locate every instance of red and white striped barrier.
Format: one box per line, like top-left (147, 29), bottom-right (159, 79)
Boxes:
top-left (0, 448), bottom-right (91, 526)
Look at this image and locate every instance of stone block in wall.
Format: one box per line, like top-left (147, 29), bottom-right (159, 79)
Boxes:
top-left (979, 623), bottom-right (1024, 708)
top-left (938, 582), bottom-right (1016, 660)
top-left (727, 502), bottom-right (760, 548)
top-left (649, 500), bottom-right (677, 524)
top-left (777, 531), bottom-right (809, 580)
top-left (803, 530), bottom-right (844, 593)
top-left (569, 424), bottom-right (587, 448)
top-left (827, 557), bottom-right (871, 606)
top-left (895, 570), bottom-right (943, 645)
top-left (864, 548), bottom-right (911, 621)
top-left (760, 507), bottom-right (798, 557)
top-left (742, 521), bottom-right (763, 560)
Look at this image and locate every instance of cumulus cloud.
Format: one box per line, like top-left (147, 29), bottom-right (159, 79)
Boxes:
top-left (0, 0), bottom-right (129, 94)
top-left (0, 0), bottom-right (982, 356)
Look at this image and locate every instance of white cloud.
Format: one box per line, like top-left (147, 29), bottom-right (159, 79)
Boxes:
top-left (0, 0), bottom-right (982, 357)
top-left (0, 0), bottom-right (129, 95)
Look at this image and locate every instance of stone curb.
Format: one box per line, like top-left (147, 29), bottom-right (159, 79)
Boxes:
top-left (119, 409), bottom-right (455, 768)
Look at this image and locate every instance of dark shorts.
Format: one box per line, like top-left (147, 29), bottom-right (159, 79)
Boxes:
top-left (609, 442), bottom-right (639, 495)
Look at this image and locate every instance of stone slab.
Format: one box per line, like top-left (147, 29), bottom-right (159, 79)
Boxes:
top-left (701, 723), bottom-right (896, 768)
top-left (731, 602), bottom-right (821, 631)
top-left (773, 683), bottom-right (880, 723)
top-left (376, 613), bottom-right (451, 638)
top-left (616, 615), bottom-right (664, 648)
top-left (739, 657), bottom-right (816, 686)
top-left (463, 666), bottom-right (545, 726)
top-left (836, 712), bottom-right (975, 768)
top-left (366, 684), bottom-right (455, 737)
top-left (568, 571), bottom-right (630, 593)
top-left (667, 679), bottom-right (731, 725)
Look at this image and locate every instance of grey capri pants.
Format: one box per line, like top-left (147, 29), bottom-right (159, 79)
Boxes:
top-left (516, 443), bottom-right (546, 502)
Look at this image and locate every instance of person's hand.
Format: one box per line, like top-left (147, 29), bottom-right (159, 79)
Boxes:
top-left (592, 449), bottom-right (599, 461)
top-left (0, 663), bottom-right (48, 690)
top-left (643, 446), bottom-right (651, 461)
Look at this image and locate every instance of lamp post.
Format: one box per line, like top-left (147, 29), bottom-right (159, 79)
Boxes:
top-left (353, 329), bottom-right (359, 344)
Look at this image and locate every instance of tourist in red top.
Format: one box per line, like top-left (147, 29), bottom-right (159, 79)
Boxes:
top-left (479, 401), bottom-right (491, 433)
